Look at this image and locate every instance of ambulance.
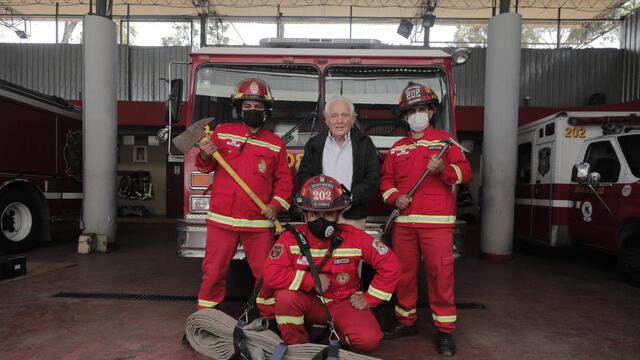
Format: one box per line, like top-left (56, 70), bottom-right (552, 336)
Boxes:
top-left (515, 111), bottom-right (640, 285)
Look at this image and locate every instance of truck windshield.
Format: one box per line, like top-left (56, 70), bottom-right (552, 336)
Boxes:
top-left (192, 64), bottom-right (320, 147)
top-left (619, 134), bottom-right (640, 177)
top-left (325, 65), bottom-right (451, 149)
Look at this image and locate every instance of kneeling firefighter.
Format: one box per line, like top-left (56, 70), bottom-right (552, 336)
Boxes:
top-left (263, 175), bottom-right (402, 352)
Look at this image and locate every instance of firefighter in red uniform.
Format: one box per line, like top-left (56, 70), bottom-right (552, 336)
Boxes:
top-left (263, 175), bottom-right (401, 352)
top-left (195, 78), bottom-right (293, 320)
top-left (380, 82), bottom-right (471, 356)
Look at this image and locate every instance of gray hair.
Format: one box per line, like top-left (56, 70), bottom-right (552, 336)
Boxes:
top-left (323, 96), bottom-right (355, 120)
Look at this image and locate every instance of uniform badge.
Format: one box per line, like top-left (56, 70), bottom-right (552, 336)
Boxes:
top-left (336, 272), bottom-right (350, 285)
top-left (269, 244), bottom-right (283, 259)
top-left (297, 257), bottom-right (309, 265)
top-left (396, 150), bottom-right (409, 156)
top-left (372, 239), bottom-right (389, 256)
top-left (333, 258), bottom-right (350, 265)
top-left (257, 160), bottom-right (267, 173)
top-left (249, 82), bottom-right (260, 94)
top-left (227, 140), bottom-right (240, 148)
top-left (428, 145), bottom-right (443, 151)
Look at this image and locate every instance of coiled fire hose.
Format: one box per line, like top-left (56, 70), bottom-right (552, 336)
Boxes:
top-left (185, 308), bottom-right (382, 360)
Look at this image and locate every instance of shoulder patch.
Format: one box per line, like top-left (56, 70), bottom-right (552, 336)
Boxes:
top-left (372, 239), bottom-right (389, 256)
top-left (269, 244), bottom-right (284, 259)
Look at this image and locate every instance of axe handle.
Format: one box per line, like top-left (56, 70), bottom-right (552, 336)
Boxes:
top-left (211, 151), bottom-right (284, 233)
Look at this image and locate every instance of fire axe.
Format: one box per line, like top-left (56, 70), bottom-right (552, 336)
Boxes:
top-left (381, 137), bottom-right (470, 244)
top-left (172, 118), bottom-right (284, 233)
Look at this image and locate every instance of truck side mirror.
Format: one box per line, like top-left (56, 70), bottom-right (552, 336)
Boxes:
top-left (165, 79), bottom-right (183, 124)
top-left (571, 163), bottom-right (590, 183)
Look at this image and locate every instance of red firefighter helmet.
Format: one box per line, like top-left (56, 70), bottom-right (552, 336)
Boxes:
top-left (231, 78), bottom-right (274, 106)
top-left (294, 175), bottom-right (352, 212)
top-left (396, 81), bottom-right (439, 114)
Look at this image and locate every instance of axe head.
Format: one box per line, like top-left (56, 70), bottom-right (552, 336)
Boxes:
top-left (172, 117), bottom-right (217, 155)
top-left (444, 137), bottom-right (471, 153)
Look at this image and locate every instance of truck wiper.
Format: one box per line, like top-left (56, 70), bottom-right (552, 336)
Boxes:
top-left (281, 112), bottom-right (317, 145)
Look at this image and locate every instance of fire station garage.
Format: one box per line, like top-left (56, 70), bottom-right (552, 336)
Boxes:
top-left (1, 0), bottom-right (640, 359)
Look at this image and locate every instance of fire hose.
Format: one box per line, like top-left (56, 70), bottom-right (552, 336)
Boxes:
top-left (185, 308), bottom-right (382, 360)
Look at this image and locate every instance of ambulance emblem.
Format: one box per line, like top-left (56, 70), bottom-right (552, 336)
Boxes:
top-left (249, 82), bottom-right (260, 94)
top-left (372, 239), bottom-right (389, 256)
top-left (581, 201), bottom-right (593, 222)
top-left (269, 244), bottom-right (283, 259)
top-left (336, 272), bottom-right (350, 284)
top-left (258, 160), bottom-right (267, 173)
top-left (538, 147), bottom-right (551, 177)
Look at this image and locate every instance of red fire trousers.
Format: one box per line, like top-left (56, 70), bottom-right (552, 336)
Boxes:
top-left (197, 225), bottom-right (275, 318)
top-left (274, 290), bottom-right (383, 352)
top-left (392, 226), bottom-right (456, 333)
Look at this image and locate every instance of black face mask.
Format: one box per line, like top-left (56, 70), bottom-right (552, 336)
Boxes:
top-left (307, 217), bottom-right (337, 240)
top-left (242, 109), bottom-right (265, 128)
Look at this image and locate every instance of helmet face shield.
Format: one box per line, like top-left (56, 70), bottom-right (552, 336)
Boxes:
top-left (294, 175), bottom-right (352, 212)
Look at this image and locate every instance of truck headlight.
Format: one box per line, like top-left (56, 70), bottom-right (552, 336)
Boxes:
top-left (190, 196), bottom-right (210, 212)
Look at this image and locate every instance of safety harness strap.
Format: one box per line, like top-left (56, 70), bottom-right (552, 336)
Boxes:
top-left (233, 319), bottom-right (253, 360)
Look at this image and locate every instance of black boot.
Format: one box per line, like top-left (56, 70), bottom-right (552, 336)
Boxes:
top-left (383, 323), bottom-right (418, 340)
top-left (436, 331), bottom-right (455, 356)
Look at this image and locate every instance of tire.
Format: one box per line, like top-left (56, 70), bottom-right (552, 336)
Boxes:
top-left (618, 234), bottom-right (640, 287)
top-left (0, 189), bottom-right (42, 253)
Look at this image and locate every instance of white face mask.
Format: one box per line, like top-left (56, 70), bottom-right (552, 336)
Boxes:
top-left (407, 112), bottom-right (430, 132)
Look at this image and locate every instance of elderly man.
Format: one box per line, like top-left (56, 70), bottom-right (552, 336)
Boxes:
top-left (297, 95), bottom-right (380, 229)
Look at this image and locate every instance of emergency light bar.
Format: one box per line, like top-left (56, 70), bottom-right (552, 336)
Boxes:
top-left (567, 115), bottom-right (640, 126)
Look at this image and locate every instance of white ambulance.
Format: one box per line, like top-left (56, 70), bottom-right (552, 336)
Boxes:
top-left (515, 111), bottom-right (640, 285)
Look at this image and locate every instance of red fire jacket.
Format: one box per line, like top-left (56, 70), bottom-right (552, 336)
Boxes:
top-left (263, 224), bottom-right (401, 308)
top-left (380, 127), bottom-right (471, 228)
top-left (196, 123), bottom-right (293, 232)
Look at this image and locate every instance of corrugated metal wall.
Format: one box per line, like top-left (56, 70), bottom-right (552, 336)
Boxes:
top-left (0, 43), bottom-right (625, 106)
top-left (622, 10), bottom-right (640, 102)
top-left (453, 47), bottom-right (622, 107)
top-left (0, 43), bottom-right (190, 101)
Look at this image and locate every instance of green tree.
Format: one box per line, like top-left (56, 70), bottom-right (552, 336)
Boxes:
top-left (452, 25), bottom-right (543, 48)
top-left (161, 20), bottom-right (229, 47)
top-left (117, 22), bottom-right (138, 45)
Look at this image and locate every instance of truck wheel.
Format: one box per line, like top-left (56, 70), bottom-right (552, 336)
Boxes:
top-left (0, 189), bottom-right (42, 253)
top-left (619, 235), bottom-right (640, 287)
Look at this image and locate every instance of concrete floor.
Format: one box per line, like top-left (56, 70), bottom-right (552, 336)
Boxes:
top-left (1, 222), bottom-right (639, 360)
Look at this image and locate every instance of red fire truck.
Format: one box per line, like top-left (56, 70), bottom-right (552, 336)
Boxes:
top-left (0, 80), bottom-right (83, 253)
top-left (515, 111), bottom-right (640, 285)
top-left (165, 39), bottom-right (470, 259)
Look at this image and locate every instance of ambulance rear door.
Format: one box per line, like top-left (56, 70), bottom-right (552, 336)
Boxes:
top-left (530, 124), bottom-right (556, 242)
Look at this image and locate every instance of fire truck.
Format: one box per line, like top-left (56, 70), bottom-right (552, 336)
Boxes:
top-left (515, 111), bottom-right (640, 285)
top-left (164, 39), bottom-right (470, 259)
top-left (0, 80), bottom-right (83, 254)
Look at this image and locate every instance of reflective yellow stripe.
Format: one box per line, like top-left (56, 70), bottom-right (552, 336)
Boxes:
top-left (367, 285), bottom-right (392, 301)
top-left (289, 246), bottom-right (328, 257)
top-left (450, 164), bottom-right (462, 185)
top-left (395, 214), bottom-right (456, 224)
top-left (218, 133), bottom-right (281, 152)
top-left (256, 297), bottom-right (276, 305)
top-left (274, 196), bottom-right (290, 210)
top-left (289, 270), bottom-right (305, 291)
top-left (382, 188), bottom-right (399, 201)
top-left (276, 315), bottom-right (304, 325)
top-left (332, 248), bottom-right (362, 257)
top-left (198, 299), bottom-right (219, 308)
top-left (207, 212), bottom-right (274, 228)
top-left (390, 141), bottom-right (448, 154)
top-left (395, 306), bottom-right (416, 317)
top-left (432, 314), bottom-right (457, 323)
top-left (289, 246), bottom-right (361, 257)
